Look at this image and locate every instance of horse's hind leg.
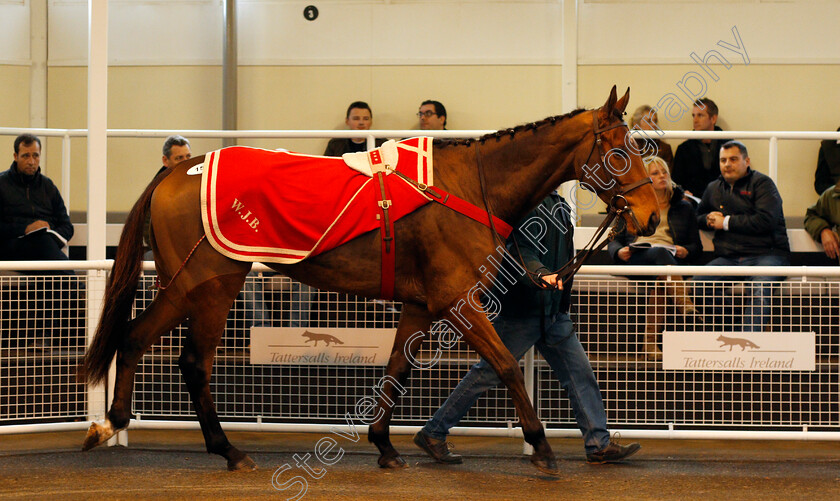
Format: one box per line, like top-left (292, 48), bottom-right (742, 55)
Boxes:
top-left (83, 291), bottom-right (187, 450)
top-left (368, 303), bottom-right (433, 468)
top-left (178, 272), bottom-right (256, 471)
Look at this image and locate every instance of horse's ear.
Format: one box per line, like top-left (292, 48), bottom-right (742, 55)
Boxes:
top-left (615, 88), bottom-right (631, 115)
top-left (602, 85), bottom-right (618, 114)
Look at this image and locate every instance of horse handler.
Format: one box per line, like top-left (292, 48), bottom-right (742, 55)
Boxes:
top-left (415, 191), bottom-right (641, 466)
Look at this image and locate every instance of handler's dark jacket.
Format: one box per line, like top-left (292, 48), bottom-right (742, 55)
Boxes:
top-left (607, 185), bottom-right (702, 263)
top-left (0, 162), bottom-right (73, 244)
top-left (696, 168), bottom-right (790, 258)
top-left (672, 125), bottom-right (731, 198)
top-left (492, 192), bottom-right (573, 318)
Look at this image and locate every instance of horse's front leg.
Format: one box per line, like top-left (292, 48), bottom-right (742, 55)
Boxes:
top-left (441, 296), bottom-right (558, 475)
top-left (368, 303), bottom-right (433, 468)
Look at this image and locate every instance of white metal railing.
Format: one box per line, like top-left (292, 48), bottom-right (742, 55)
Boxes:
top-left (3, 126), bottom-right (840, 220)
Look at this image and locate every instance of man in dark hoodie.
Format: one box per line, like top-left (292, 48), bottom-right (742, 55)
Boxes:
top-left (672, 98), bottom-right (732, 199)
top-left (0, 134), bottom-right (73, 273)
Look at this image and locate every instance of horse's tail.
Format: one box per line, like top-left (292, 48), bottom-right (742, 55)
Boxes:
top-left (80, 169), bottom-right (172, 385)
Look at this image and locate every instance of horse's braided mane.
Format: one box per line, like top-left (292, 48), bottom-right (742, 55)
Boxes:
top-left (434, 108), bottom-right (589, 148)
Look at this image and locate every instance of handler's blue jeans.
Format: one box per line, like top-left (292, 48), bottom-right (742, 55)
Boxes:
top-left (421, 313), bottom-right (610, 454)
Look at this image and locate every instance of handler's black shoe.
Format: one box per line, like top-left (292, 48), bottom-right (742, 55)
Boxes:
top-left (413, 431), bottom-right (463, 464)
top-left (586, 441), bottom-right (641, 464)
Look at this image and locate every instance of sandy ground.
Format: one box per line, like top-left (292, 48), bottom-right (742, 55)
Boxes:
top-left (1, 429), bottom-right (839, 500)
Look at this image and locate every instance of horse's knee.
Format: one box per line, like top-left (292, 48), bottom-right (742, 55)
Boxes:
top-left (492, 362), bottom-right (523, 385)
top-left (178, 350), bottom-right (207, 381)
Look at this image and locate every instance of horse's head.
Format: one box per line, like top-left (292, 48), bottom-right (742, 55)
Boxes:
top-left (575, 86), bottom-right (660, 236)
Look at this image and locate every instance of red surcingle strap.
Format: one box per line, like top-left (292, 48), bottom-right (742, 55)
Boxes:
top-left (376, 170), bottom-right (514, 300)
top-left (374, 171), bottom-right (396, 300)
top-left (423, 185), bottom-right (514, 238)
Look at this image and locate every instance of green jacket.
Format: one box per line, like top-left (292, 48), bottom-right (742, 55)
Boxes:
top-left (493, 193), bottom-right (574, 318)
top-left (805, 182), bottom-right (840, 243)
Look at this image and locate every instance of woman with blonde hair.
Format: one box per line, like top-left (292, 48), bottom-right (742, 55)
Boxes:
top-left (607, 156), bottom-right (701, 359)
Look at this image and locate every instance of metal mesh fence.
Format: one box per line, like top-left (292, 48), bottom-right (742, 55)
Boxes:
top-left (0, 273), bottom-right (87, 423)
top-left (2, 271), bottom-right (837, 433)
top-left (130, 273), bottom-right (839, 431)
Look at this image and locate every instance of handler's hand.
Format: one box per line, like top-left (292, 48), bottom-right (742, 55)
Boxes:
top-left (617, 247), bottom-right (632, 262)
top-left (821, 228), bottom-right (840, 260)
top-left (539, 273), bottom-right (563, 290)
top-left (675, 245), bottom-right (689, 259)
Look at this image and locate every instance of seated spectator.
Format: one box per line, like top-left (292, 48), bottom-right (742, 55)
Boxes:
top-left (143, 135), bottom-right (191, 257)
top-left (672, 98), bottom-right (732, 199)
top-left (418, 100), bottom-right (447, 130)
top-left (629, 105), bottom-right (673, 168)
top-left (323, 101), bottom-right (385, 157)
top-left (0, 134), bottom-right (74, 275)
top-left (607, 156), bottom-right (701, 359)
top-left (695, 141), bottom-right (790, 332)
top-left (804, 180), bottom-right (840, 261)
top-left (814, 126), bottom-right (840, 195)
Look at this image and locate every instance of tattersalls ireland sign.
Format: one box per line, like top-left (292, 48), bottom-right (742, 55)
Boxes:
top-left (250, 327), bottom-right (397, 366)
top-left (662, 332), bottom-right (815, 371)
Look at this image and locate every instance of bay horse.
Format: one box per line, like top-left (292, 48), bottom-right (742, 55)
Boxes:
top-left (79, 86), bottom-right (659, 474)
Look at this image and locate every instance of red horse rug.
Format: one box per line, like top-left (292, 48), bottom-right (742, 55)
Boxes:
top-left (200, 138), bottom-right (434, 263)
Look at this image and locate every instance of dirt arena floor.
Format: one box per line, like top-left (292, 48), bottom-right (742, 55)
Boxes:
top-left (1, 429), bottom-right (839, 500)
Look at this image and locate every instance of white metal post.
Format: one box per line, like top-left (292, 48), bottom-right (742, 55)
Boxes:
top-left (87, 0), bottom-right (120, 446)
top-left (62, 133), bottom-right (71, 207)
top-left (522, 347), bottom-right (535, 455)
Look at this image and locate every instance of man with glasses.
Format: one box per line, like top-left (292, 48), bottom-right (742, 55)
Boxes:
top-left (418, 100), bottom-right (447, 130)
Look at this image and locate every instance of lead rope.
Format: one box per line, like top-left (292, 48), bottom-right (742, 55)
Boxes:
top-left (155, 234), bottom-right (206, 291)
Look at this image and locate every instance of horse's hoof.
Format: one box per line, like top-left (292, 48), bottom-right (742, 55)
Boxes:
top-left (82, 421), bottom-right (119, 451)
top-left (530, 453), bottom-right (561, 476)
top-left (228, 455), bottom-right (258, 472)
top-left (378, 454), bottom-right (408, 469)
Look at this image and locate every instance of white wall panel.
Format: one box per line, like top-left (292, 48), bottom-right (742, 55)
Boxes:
top-left (47, 0), bottom-right (563, 66)
top-left (579, 2), bottom-right (840, 64)
top-left (0, 1), bottom-right (30, 64)
top-left (49, 0), bottom-right (222, 65)
top-left (6, 1), bottom-right (840, 66)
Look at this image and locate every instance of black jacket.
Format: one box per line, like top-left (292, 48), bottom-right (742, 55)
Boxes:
top-left (608, 185), bottom-right (702, 263)
top-left (492, 193), bottom-right (574, 318)
top-left (672, 126), bottom-right (731, 198)
top-left (814, 127), bottom-right (840, 195)
top-left (696, 168), bottom-right (789, 258)
top-left (0, 162), bottom-right (74, 243)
